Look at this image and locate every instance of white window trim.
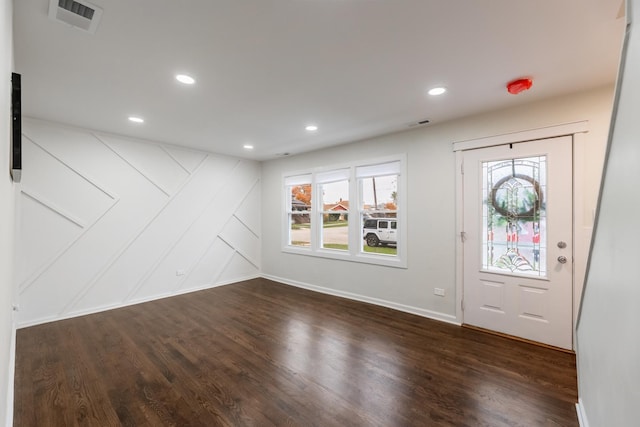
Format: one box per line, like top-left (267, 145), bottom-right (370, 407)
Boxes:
top-left (282, 154), bottom-right (407, 268)
top-left (283, 173), bottom-right (313, 250)
top-left (317, 175), bottom-right (350, 252)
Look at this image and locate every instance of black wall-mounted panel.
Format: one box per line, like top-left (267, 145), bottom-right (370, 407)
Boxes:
top-left (11, 72), bottom-right (21, 182)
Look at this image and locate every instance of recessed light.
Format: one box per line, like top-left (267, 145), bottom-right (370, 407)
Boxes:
top-left (176, 74), bottom-right (195, 85)
top-left (243, 144), bottom-right (254, 150)
top-left (128, 116), bottom-right (144, 123)
top-left (305, 125), bottom-right (318, 131)
top-left (428, 87), bottom-right (447, 96)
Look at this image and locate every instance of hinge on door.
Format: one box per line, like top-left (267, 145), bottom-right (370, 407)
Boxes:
top-left (460, 231), bottom-right (467, 243)
top-left (461, 298), bottom-right (465, 311)
top-left (460, 161), bottom-right (464, 174)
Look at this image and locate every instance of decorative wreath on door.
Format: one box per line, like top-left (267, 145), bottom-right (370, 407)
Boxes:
top-left (489, 173), bottom-right (543, 219)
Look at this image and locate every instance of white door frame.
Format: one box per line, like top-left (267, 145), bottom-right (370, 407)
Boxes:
top-left (453, 121), bottom-right (590, 349)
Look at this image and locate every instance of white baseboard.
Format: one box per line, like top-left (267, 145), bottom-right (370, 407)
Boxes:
top-left (5, 322), bottom-right (16, 427)
top-left (262, 273), bottom-right (460, 326)
top-left (16, 273), bottom-right (261, 329)
top-left (576, 398), bottom-right (590, 427)
top-left (16, 272), bottom-right (458, 330)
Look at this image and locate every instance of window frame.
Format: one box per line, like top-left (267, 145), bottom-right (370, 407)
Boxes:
top-left (317, 171), bottom-right (351, 252)
top-left (284, 174), bottom-right (313, 248)
top-left (282, 155), bottom-right (407, 268)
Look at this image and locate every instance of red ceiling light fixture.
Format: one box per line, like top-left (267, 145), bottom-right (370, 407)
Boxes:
top-left (506, 77), bottom-right (533, 95)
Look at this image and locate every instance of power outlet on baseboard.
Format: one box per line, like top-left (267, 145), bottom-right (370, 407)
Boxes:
top-left (434, 288), bottom-right (446, 297)
top-left (176, 269), bottom-right (186, 276)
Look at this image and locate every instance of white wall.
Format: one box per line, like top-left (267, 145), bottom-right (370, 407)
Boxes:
top-left (0, 0), bottom-right (15, 424)
top-left (576, 1), bottom-right (640, 425)
top-left (16, 118), bottom-right (261, 327)
top-left (262, 86), bottom-right (614, 323)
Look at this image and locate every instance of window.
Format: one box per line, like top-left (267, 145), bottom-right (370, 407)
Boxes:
top-left (357, 161), bottom-right (399, 256)
top-left (283, 156), bottom-right (406, 268)
top-left (482, 156), bottom-right (546, 276)
top-left (285, 174), bottom-right (312, 247)
top-left (317, 169), bottom-right (350, 251)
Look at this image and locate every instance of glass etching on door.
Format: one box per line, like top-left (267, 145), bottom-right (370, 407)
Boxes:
top-left (482, 156), bottom-right (546, 276)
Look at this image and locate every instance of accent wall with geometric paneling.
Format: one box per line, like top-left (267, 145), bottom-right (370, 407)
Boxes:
top-left (16, 118), bottom-right (261, 327)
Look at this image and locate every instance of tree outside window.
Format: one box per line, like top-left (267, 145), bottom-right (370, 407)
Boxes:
top-left (286, 176), bottom-right (312, 247)
top-left (283, 157), bottom-right (405, 268)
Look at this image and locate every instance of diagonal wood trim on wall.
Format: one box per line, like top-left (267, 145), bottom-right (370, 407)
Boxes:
top-left (16, 119), bottom-right (261, 327)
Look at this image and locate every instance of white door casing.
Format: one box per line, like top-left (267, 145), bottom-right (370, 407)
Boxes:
top-left (461, 136), bottom-right (573, 350)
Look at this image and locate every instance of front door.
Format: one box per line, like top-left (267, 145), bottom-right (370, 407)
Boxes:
top-left (462, 136), bottom-right (573, 350)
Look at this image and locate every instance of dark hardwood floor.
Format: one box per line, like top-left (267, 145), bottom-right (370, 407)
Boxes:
top-left (14, 278), bottom-right (578, 426)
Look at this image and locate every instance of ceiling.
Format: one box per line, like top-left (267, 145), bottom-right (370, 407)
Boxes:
top-left (13, 0), bottom-right (625, 160)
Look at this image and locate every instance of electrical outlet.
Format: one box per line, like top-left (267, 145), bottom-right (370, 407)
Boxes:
top-left (434, 288), bottom-right (446, 297)
top-left (176, 269), bottom-right (186, 276)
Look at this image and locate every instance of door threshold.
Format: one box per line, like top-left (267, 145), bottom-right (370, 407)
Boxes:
top-left (462, 324), bottom-right (575, 354)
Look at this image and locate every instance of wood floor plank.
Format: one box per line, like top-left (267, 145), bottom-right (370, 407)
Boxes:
top-left (14, 278), bottom-right (578, 426)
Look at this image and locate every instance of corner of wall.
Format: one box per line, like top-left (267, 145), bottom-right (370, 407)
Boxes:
top-left (2, 0), bottom-right (16, 424)
top-left (575, 398), bottom-right (590, 427)
top-left (576, 2), bottom-right (638, 425)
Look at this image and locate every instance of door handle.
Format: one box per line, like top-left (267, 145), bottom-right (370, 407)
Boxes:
top-left (557, 255), bottom-right (568, 264)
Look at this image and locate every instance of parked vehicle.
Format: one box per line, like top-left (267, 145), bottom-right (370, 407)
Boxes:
top-left (363, 218), bottom-right (397, 247)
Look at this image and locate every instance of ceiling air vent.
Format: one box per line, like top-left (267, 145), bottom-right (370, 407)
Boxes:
top-left (48, 0), bottom-right (103, 34)
top-left (407, 119), bottom-right (430, 128)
